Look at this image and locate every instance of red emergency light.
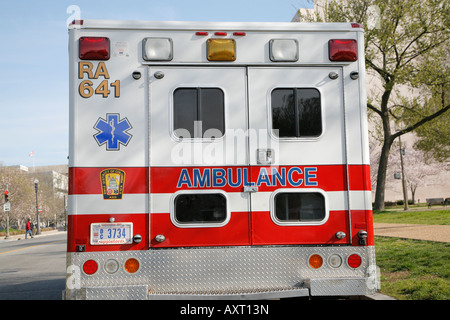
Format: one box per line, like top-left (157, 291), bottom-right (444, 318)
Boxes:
top-left (79, 37), bottom-right (110, 60)
top-left (328, 39), bottom-right (357, 62)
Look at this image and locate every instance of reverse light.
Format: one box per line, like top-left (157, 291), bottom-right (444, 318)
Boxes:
top-left (207, 39), bottom-right (236, 61)
top-left (124, 258), bottom-right (140, 273)
top-left (328, 254), bottom-right (343, 268)
top-left (104, 259), bottom-right (120, 274)
top-left (269, 39), bottom-right (299, 62)
top-left (348, 254), bottom-right (362, 268)
top-left (143, 38), bottom-right (173, 61)
top-left (83, 260), bottom-right (98, 275)
top-left (308, 254), bottom-right (323, 269)
top-left (328, 39), bottom-right (357, 61)
top-left (79, 37), bottom-right (110, 60)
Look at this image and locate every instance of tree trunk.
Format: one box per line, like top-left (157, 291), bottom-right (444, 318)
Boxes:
top-left (373, 136), bottom-right (394, 211)
top-left (373, 86), bottom-right (394, 211)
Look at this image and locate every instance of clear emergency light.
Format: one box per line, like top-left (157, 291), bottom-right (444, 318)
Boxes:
top-left (142, 38), bottom-right (173, 61)
top-left (269, 39), bottom-right (299, 62)
top-left (207, 39), bottom-right (236, 61)
top-left (328, 39), bottom-right (357, 61)
top-left (79, 37), bottom-right (110, 60)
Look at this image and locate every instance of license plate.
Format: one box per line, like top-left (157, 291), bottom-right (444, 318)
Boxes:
top-left (90, 223), bottom-right (133, 245)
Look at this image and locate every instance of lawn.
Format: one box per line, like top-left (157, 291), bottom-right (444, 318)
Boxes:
top-left (373, 208), bottom-right (449, 300)
top-left (373, 209), bottom-right (450, 225)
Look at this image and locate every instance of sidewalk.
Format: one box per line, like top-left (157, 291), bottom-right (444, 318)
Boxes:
top-left (0, 229), bottom-right (66, 243)
top-left (374, 223), bottom-right (450, 243)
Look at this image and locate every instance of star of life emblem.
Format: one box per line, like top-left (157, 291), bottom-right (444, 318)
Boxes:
top-left (93, 113), bottom-right (132, 151)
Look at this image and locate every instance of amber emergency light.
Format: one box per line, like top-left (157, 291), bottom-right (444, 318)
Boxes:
top-left (207, 39), bottom-right (236, 61)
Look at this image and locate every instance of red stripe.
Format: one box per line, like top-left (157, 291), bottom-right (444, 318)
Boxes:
top-left (150, 164), bottom-right (371, 193)
top-left (69, 167), bottom-right (148, 195)
top-left (348, 164), bottom-right (372, 191)
top-left (68, 164), bottom-right (370, 195)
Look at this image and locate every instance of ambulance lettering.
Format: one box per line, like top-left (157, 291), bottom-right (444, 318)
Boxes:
top-left (78, 62), bottom-right (120, 98)
top-left (177, 166), bottom-right (318, 189)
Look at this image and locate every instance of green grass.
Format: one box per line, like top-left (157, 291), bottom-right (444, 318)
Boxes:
top-left (373, 209), bottom-right (450, 225)
top-left (375, 236), bottom-right (449, 300)
top-left (373, 208), bottom-right (449, 300)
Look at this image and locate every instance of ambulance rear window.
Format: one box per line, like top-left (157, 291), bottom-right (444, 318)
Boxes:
top-left (271, 88), bottom-right (321, 138)
top-left (173, 88), bottom-right (225, 139)
top-left (274, 192), bottom-right (325, 222)
top-left (174, 193), bottom-right (227, 224)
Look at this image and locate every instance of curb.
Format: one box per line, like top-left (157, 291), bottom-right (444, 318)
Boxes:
top-left (0, 229), bottom-right (66, 243)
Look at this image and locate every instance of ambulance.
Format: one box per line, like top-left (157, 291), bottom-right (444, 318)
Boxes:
top-left (65, 19), bottom-right (379, 299)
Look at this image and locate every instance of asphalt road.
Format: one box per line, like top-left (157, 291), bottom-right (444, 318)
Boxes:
top-left (0, 232), bottom-right (67, 300)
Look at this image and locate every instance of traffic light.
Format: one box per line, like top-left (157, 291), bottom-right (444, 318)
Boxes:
top-left (4, 190), bottom-right (9, 202)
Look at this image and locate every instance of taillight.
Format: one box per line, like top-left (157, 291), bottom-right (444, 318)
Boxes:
top-left (79, 37), bottom-right (110, 60)
top-left (124, 258), bottom-right (140, 273)
top-left (83, 260), bottom-right (98, 275)
top-left (328, 39), bottom-right (357, 61)
top-left (347, 254), bottom-right (362, 268)
top-left (308, 254), bottom-right (324, 269)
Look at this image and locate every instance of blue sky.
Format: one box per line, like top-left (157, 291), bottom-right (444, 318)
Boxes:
top-left (0, 0), bottom-right (313, 167)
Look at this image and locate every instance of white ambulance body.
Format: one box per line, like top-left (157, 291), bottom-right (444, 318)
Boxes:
top-left (66, 20), bottom-right (378, 299)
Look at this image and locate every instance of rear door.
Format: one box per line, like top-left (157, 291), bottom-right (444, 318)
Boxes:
top-left (248, 67), bottom-right (350, 245)
top-left (149, 67), bottom-right (251, 248)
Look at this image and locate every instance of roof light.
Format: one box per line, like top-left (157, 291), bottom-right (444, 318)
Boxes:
top-left (195, 31), bottom-right (209, 36)
top-left (328, 39), bottom-right (357, 61)
top-left (351, 23), bottom-right (363, 29)
top-left (214, 32), bottom-right (227, 36)
top-left (233, 32), bottom-right (246, 36)
top-left (70, 20), bottom-right (84, 26)
top-left (269, 39), bottom-right (299, 62)
top-left (79, 37), bottom-right (110, 60)
top-left (142, 38), bottom-right (173, 61)
top-left (207, 39), bottom-right (236, 61)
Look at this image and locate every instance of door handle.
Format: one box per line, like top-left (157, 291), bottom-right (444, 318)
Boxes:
top-left (257, 148), bottom-right (274, 164)
top-left (244, 186), bottom-right (258, 193)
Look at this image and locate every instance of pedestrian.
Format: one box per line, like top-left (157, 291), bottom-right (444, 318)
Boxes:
top-left (25, 218), bottom-right (34, 239)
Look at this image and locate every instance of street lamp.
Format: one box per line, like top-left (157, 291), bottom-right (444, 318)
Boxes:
top-left (34, 178), bottom-right (41, 235)
top-left (398, 136), bottom-right (409, 211)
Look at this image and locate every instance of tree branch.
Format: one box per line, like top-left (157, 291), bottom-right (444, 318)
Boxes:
top-left (392, 104), bottom-right (450, 140)
top-left (367, 103), bottom-right (383, 116)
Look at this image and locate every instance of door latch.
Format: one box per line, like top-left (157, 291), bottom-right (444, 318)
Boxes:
top-left (244, 186), bottom-right (258, 193)
top-left (257, 148), bottom-right (274, 164)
